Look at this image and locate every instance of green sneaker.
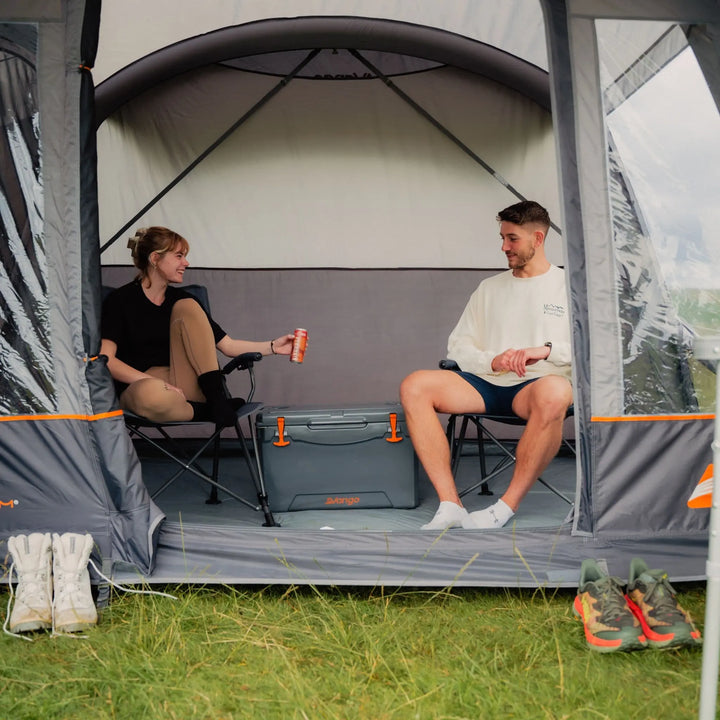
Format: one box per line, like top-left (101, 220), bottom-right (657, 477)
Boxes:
top-left (626, 558), bottom-right (702, 649)
top-left (574, 559), bottom-right (647, 653)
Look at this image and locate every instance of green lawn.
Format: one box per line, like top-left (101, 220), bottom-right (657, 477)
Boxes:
top-left (0, 582), bottom-right (708, 719)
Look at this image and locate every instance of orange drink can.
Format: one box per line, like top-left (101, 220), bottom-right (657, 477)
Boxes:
top-left (290, 328), bottom-right (308, 363)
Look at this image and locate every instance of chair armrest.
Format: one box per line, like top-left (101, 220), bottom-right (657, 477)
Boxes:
top-left (439, 359), bottom-right (460, 371)
top-left (222, 352), bottom-right (263, 374)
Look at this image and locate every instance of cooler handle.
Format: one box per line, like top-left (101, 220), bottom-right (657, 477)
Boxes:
top-left (273, 417), bottom-right (290, 447)
top-left (307, 420), bottom-right (368, 429)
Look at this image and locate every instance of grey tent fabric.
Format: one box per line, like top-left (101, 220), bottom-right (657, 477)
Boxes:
top-left (0, 0), bottom-right (163, 573)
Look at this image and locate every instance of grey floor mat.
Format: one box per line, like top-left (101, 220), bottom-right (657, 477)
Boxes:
top-left (140, 444), bottom-right (576, 533)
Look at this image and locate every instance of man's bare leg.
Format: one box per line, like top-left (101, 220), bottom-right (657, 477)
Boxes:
top-left (463, 375), bottom-right (573, 529)
top-left (400, 369), bottom-right (487, 529)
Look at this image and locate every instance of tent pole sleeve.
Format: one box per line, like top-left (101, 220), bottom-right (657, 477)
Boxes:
top-left (348, 49), bottom-right (561, 236)
top-left (79, 0), bottom-right (103, 357)
top-left (100, 48), bottom-right (321, 253)
top-left (697, 338), bottom-right (720, 720)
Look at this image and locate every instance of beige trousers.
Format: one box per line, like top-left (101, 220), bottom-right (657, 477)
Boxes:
top-left (119, 298), bottom-right (220, 422)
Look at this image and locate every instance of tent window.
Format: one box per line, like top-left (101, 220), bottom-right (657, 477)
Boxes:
top-left (596, 21), bottom-right (720, 414)
top-left (0, 23), bottom-right (55, 415)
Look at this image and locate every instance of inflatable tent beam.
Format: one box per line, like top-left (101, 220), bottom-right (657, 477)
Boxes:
top-left (94, 16), bottom-right (552, 125)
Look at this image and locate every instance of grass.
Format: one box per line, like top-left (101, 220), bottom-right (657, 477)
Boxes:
top-left (0, 581), bottom-right (708, 719)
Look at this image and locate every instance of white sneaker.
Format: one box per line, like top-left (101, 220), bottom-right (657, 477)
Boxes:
top-left (7, 533), bottom-right (53, 633)
top-left (52, 533), bottom-right (98, 633)
top-left (421, 501), bottom-right (468, 530)
top-left (462, 500), bottom-right (515, 529)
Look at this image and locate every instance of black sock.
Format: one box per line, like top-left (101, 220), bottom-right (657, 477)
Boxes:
top-left (197, 370), bottom-right (238, 427)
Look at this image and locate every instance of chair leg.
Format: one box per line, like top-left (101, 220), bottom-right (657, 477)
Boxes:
top-left (235, 415), bottom-right (278, 527)
top-left (131, 425), bottom-right (262, 511)
top-left (129, 426), bottom-right (218, 501)
top-left (252, 430), bottom-right (276, 528)
top-left (450, 415), bottom-right (494, 496)
top-left (474, 418), bottom-right (493, 496)
top-left (205, 434), bottom-right (222, 505)
top-left (450, 416), bottom-right (470, 476)
top-left (461, 421), bottom-right (574, 505)
top-left (446, 414), bottom-right (457, 447)
top-left (458, 422), bottom-right (526, 498)
top-left (449, 410), bottom-right (576, 505)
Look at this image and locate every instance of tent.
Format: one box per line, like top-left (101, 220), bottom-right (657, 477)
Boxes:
top-left (1, 1), bottom-right (719, 589)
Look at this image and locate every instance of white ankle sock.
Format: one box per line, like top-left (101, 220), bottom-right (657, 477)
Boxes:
top-left (421, 501), bottom-right (468, 530)
top-left (461, 499), bottom-right (515, 529)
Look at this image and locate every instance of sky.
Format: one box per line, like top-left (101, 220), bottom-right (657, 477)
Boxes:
top-left (606, 45), bottom-right (720, 291)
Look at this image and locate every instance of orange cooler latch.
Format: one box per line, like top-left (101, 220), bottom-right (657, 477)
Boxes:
top-left (272, 416), bottom-right (290, 447)
top-left (385, 413), bottom-right (403, 443)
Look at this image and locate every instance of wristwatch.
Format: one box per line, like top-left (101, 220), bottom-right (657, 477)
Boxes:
top-left (544, 341), bottom-right (552, 356)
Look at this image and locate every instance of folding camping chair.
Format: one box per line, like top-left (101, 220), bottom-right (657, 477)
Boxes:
top-left (440, 359), bottom-right (575, 505)
top-left (103, 284), bottom-right (277, 527)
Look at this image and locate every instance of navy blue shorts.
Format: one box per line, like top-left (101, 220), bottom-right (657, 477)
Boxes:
top-left (455, 371), bottom-right (539, 416)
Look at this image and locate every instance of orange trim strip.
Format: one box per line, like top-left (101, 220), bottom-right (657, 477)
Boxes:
top-left (592, 414), bottom-right (715, 423)
top-left (0, 410), bottom-right (124, 423)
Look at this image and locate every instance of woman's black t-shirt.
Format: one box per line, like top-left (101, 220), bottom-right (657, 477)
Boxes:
top-left (101, 280), bottom-right (226, 385)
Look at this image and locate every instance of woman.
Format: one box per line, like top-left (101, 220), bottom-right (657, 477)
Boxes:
top-left (101, 226), bottom-right (294, 425)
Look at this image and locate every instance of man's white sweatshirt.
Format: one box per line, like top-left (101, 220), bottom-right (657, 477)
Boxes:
top-left (447, 265), bottom-right (572, 387)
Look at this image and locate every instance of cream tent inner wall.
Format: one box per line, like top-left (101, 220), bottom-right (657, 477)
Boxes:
top-left (97, 64), bottom-right (561, 269)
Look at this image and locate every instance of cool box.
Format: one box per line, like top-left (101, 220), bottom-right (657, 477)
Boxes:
top-left (256, 403), bottom-right (419, 512)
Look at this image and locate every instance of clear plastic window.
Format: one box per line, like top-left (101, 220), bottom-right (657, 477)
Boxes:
top-left (0, 23), bottom-right (54, 414)
top-left (597, 21), bottom-right (720, 413)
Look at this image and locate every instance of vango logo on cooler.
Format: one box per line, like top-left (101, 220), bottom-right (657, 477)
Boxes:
top-left (324, 496), bottom-right (361, 506)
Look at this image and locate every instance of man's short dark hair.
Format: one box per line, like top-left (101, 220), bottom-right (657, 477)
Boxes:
top-left (497, 200), bottom-right (551, 231)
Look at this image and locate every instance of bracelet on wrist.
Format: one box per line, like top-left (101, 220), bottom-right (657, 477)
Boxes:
top-left (270, 340), bottom-right (276, 355)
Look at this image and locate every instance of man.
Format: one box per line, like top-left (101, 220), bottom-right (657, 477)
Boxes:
top-left (400, 200), bottom-right (572, 530)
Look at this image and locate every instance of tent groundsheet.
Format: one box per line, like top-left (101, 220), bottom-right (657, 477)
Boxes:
top-left (112, 447), bottom-right (709, 587)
